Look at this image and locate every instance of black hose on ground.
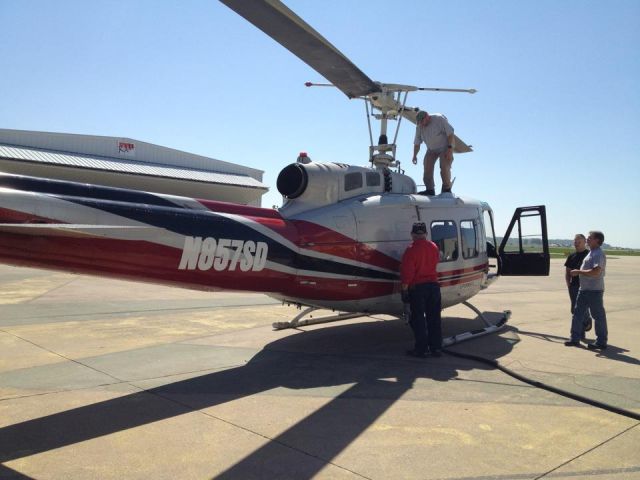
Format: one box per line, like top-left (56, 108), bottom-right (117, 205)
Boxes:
top-left (442, 348), bottom-right (640, 421)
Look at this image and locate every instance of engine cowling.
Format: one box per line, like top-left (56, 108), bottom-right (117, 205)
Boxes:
top-left (276, 161), bottom-right (416, 216)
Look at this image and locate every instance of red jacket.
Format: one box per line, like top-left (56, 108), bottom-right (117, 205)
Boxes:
top-left (401, 239), bottom-right (440, 285)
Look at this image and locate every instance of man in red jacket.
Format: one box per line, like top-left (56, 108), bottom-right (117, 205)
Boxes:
top-left (401, 222), bottom-right (442, 357)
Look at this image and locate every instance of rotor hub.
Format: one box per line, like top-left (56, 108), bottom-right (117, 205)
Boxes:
top-left (371, 153), bottom-right (394, 169)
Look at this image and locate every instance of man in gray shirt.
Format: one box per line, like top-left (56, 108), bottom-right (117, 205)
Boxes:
top-left (565, 230), bottom-right (608, 349)
top-left (412, 111), bottom-right (455, 196)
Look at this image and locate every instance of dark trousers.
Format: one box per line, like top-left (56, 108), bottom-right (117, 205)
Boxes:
top-left (568, 283), bottom-right (592, 321)
top-left (409, 282), bottom-right (442, 352)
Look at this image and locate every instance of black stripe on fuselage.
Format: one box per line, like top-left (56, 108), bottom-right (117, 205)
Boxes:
top-left (59, 196), bottom-right (398, 281)
top-left (0, 174), bottom-right (180, 209)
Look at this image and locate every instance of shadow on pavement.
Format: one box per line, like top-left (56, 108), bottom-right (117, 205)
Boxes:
top-left (0, 314), bottom-right (516, 479)
top-left (588, 345), bottom-right (639, 365)
top-left (515, 328), bottom-right (640, 366)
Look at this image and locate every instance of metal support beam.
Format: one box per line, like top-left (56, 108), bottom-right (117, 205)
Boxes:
top-left (273, 307), bottom-right (364, 330)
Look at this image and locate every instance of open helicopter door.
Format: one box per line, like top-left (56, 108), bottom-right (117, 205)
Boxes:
top-left (498, 206), bottom-right (550, 276)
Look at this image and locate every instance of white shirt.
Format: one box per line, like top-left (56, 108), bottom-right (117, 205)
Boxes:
top-left (414, 113), bottom-right (454, 152)
top-left (579, 247), bottom-right (606, 291)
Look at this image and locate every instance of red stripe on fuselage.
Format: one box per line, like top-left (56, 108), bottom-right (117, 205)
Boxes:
top-left (292, 219), bottom-right (401, 271)
top-left (0, 231), bottom-right (296, 294)
top-left (0, 207), bottom-right (61, 225)
top-left (439, 272), bottom-right (485, 288)
top-left (439, 263), bottom-right (487, 279)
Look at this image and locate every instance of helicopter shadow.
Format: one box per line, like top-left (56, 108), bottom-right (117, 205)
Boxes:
top-left (0, 314), bottom-right (516, 479)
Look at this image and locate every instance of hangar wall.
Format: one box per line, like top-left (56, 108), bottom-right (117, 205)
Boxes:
top-left (0, 129), bottom-right (268, 206)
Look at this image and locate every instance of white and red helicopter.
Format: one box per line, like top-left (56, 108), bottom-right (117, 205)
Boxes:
top-left (0, 0), bottom-right (549, 344)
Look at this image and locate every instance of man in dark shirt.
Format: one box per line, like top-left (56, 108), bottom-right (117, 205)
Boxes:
top-left (564, 234), bottom-right (593, 337)
top-left (400, 222), bottom-right (442, 357)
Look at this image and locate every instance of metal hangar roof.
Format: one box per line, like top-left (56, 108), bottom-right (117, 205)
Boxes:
top-left (0, 129), bottom-right (268, 206)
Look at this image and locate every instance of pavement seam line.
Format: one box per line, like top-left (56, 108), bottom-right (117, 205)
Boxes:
top-left (21, 276), bottom-right (78, 305)
top-left (511, 363), bottom-right (640, 403)
top-left (533, 421), bottom-right (640, 479)
top-left (0, 327), bottom-right (125, 384)
top-left (451, 377), bottom-right (533, 389)
top-left (148, 389), bottom-right (373, 480)
top-left (0, 382), bottom-right (126, 402)
top-left (0, 363), bottom-right (250, 403)
top-left (570, 376), bottom-right (640, 404)
top-left (5, 301), bottom-right (281, 321)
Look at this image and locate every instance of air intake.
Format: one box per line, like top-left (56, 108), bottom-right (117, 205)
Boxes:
top-left (277, 163), bottom-right (308, 199)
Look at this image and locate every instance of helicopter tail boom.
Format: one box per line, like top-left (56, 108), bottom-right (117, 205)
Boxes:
top-left (0, 173), bottom-right (401, 304)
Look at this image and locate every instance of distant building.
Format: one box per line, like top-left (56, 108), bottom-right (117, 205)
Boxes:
top-left (0, 129), bottom-right (268, 206)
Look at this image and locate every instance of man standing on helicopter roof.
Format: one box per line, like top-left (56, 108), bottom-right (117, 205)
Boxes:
top-left (412, 111), bottom-right (456, 196)
top-left (401, 222), bottom-right (443, 358)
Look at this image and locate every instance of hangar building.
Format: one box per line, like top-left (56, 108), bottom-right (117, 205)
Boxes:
top-left (0, 129), bottom-right (268, 206)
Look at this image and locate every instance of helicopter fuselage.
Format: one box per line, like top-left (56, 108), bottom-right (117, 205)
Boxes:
top-left (272, 190), bottom-right (491, 315)
top-left (0, 166), bottom-right (495, 317)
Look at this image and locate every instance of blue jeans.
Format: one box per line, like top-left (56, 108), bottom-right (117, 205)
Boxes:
top-left (409, 282), bottom-right (442, 352)
top-left (571, 290), bottom-right (607, 344)
top-left (568, 283), bottom-right (592, 324)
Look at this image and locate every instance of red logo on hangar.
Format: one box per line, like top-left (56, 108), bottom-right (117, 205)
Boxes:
top-left (118, 141), bottom-right (135, 155)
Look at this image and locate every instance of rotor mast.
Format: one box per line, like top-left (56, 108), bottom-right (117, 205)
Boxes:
top-left (365, 84), bottom-right (415, 170)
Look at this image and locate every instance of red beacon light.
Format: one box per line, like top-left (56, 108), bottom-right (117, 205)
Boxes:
top-left (297, 152), bottom-right (311, 164)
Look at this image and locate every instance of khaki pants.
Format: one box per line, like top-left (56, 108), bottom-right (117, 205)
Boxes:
top-left (423, 150), bottom-right (453, 191)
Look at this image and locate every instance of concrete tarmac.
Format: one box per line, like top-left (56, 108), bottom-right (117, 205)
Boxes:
top-left (0, 258), bottom-right (638, 479)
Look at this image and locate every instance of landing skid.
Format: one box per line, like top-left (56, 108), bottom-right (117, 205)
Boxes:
top-left (273, 302), bottom-right (511, 342)
top-left (443, 302), bottom-right (511, 347)
top-left (272, 307), bottom-right (364, 330)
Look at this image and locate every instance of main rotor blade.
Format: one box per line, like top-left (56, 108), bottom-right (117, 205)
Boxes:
top-left (220, 0), bottom-right (381, 99)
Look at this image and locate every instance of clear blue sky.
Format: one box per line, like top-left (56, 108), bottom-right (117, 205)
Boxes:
top-left (2, 1), bottom-right (639, 247)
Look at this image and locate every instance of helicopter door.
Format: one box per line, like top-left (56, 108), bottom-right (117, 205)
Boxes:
top-left (498, 206), bottom-right (549, 276)
top-left (481, 205), bottom-right (499, 277)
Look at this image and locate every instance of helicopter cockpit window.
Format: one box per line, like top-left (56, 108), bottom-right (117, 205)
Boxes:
top-left (344, 172), bottom-right (363, 191)
top-left (366, 172), bottom-right (381, 187)
top-left (461, 220), bottom-right (479, 259)
top-left (430, 220), bottom-right (459, 262)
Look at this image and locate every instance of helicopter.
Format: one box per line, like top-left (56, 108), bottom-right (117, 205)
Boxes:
top-left (0, 0), bottom-right (549, 345)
